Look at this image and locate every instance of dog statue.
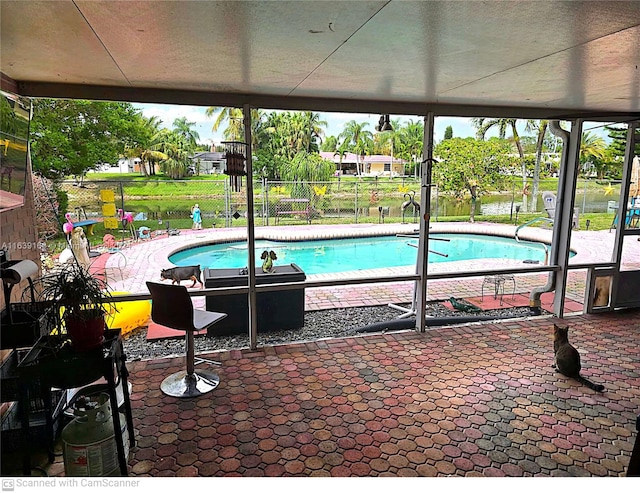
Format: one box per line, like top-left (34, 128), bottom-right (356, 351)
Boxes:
top-left (261, 250), bottom-right (277, 273)
top-left (70, 226), bottom-right (91, 270)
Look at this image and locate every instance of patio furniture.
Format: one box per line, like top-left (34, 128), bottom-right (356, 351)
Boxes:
top-left (542, 191), bottom-right (579, 229)
top-left (482, 274), bottom-right (516, 305)
top-left (146, 282), bottom-right (227, 398)
top-left (275, 198), bottom-right (312, 224)
top-left (203, 264), bottom-right (306, 335)
top-left (609, 198), bottom-right (640, 231)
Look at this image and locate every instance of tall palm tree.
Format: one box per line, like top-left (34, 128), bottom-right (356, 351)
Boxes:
top-left (138, 114), bottom-right (165, 176)
top-left (472, 117), bottom-right (528, 209)
top-left (339, 120), bottom-right (373, 176)
top-left (401, 119), bottom-right (424, 177)
top-left (301, 111), bottom-right (327, 152)
top-left (333, 138), bottom-right (350, 177)
top-left (172, 117), bottom-right (200, 147)
top-left (580, 131), bottom-right (606, 164)
top-left (525, 119), bottom-right (549, 212)
top-left (205, 106), bottom-right (264, 148)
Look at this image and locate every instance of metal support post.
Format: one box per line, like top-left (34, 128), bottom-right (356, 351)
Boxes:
top-left (610, 121), bottom-right (639, 307)
top-left (552, 119), bottom-right (582, 317)
top-left (415, 112), bottom-right (435, 333)
top-left (244, 105), bottom-right (258, 350)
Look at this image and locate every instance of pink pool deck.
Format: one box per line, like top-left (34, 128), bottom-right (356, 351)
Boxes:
top-left (91, 222), bottom-right (640, 313)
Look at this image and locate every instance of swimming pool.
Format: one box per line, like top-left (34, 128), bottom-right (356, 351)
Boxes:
top-left (168, 234), bottom-right (550, 275)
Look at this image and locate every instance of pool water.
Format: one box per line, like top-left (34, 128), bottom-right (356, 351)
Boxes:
top-left (169, 234), bottom-right (550, 275)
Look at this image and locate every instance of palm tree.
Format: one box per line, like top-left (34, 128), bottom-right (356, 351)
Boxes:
top-left (580, 131), bottom-right (606, 164)
top-left (320, 135), bottom-right (337, 152)
top-left (339, 120), bottom-right (373, 176)
top-left (401, 119), bottom-right (424, 177)
top-left (138, 114), bottom-right (165, 176)
top-left (205, 106), bottom-right (264, 148)
top-left (472, 117), bottom-right (528, 209)
top-left (152, 129), bottom-right (192, 179)
top-left (172, 117), bottom-right (200, 147)
top-left (333, 139), bottom-right (350, 178)
top-left (302, 111), bottom-right (327, 152)
top-left (525, 119), bottom-right (549, 212)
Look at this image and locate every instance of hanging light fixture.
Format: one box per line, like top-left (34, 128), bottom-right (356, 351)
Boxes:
top-left (376, 114), bottom-right (393, 132)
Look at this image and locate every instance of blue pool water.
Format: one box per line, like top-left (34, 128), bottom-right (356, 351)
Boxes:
top-left (169, 234), bottom-right (550, 275)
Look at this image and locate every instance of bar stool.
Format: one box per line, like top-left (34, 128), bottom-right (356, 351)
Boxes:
top-left (146, 282), bottom-right (227, 398)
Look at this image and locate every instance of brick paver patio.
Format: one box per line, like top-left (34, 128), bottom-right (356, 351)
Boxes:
top-left (13, 309), bottom-right (639, 477)
top-left (4, 223), bottom-right (639, 477)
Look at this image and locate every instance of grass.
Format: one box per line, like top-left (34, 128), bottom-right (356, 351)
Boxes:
top-left (48, 173), bottom-right (620, 254)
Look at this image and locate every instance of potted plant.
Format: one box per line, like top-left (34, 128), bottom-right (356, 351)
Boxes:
top-left (38, 262), bottom-right (115, 352)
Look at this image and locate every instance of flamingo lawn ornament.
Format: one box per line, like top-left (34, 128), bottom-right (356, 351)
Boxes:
top-left (118, 209), bottom-right (134, 225)
top-left (63, 213), bottom-right (74, 240)
top-left (118, 208), bottom-right (136, 240)
top-left (401, 191), bottom-right (420, 223)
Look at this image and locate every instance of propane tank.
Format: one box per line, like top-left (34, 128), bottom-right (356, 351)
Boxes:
top-left (61, 392), bottom-right (129, 477)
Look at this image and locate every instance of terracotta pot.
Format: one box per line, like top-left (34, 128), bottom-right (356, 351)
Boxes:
top-left (65, 312), bottom-right (105, 352)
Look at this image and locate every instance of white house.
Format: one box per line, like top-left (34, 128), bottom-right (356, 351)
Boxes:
top-left (319, 152), bottom-right (406, 176)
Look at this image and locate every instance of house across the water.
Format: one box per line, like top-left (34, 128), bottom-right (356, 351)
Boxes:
top-left (319, 152), bottom-right (407, 176)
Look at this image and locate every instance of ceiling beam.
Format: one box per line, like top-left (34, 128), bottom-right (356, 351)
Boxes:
top-left (17, 81), bottom-right (640, 123)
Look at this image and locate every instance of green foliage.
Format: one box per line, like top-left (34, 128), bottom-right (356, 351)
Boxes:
top-left (30, 99), bottom-right (142, 180)
top-left (253, 148), bottom-right (287, 180)
top-left (38, 262), bottom-right (114, 320)
top-left (320, 135), bottom-right (339, 152)
top-left (605, 124), bottom-right (640, 159)
top-left (56, 188), bottom-right (69, 220)
top-left (434, 137), bottom-right (514, 220)
top-left (339, 120), bottom-right (373, 176)
top-left (443, 125), bottom-right (453, 140)
top-left (280, 151), bottom-right (335, 183)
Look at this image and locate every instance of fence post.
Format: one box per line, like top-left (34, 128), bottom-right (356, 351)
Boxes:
top-left (263, 177), bottom-right (269, 226)
top-left (354, 182), bottom-right (359, 224)
top-left (224, 179), bottom-right (230, 227)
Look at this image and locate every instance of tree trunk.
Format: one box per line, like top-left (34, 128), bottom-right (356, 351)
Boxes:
top-left (469, 186), bottom-right (477, 223)
top-left (512, 124), bottom-right (527, 212)
top-left (531, 122), bottom-right (547, 213)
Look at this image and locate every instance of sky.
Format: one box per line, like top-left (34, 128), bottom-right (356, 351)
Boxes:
top-left (134, 103), bottom-right (611, 148)
top-left (134, 103), bottom-right (481, 147)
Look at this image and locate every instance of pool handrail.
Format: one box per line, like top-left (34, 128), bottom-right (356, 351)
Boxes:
top-left (514, 217), bottom-right (553, 242)
top-left (515, 217), bottom-right (552, 265)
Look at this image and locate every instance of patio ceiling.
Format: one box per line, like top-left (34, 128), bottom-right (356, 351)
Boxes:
top-left (1, 1), bottom-right (640, 120)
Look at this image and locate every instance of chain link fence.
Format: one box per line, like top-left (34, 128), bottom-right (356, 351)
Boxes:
top-left (47, 177), bottom-right (429, 243)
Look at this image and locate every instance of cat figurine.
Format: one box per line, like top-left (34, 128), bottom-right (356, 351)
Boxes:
top-left (553, 324), bottom-right (604, 392)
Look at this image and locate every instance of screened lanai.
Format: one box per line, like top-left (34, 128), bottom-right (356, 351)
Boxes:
top-left (3, 0), bottom-right (639, 347)
top-left (1, 0), bottom-right (640, 478)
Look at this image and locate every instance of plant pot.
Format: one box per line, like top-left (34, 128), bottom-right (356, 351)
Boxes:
top-left (65, 312), bottom-right (105, 352)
